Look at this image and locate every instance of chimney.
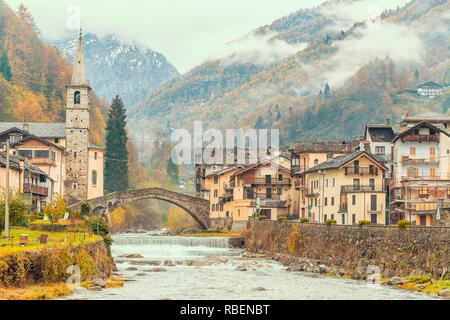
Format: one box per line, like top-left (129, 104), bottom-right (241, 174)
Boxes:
top-left (22, 123), bottom-right (29, 133)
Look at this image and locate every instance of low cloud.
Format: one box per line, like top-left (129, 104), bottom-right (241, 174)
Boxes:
top-left (320, 0), bottom-right (411, 31)
top-left (212, 32), bottom-right (307, 66)
top-left (322, 21), bottom-right (423, 87)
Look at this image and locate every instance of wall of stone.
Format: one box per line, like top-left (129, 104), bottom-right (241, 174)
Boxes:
top-left (246, 220), bottom-right (450, 279)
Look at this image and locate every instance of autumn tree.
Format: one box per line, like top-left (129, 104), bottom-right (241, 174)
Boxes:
top-left (254, 115), bottom-right (265, 129)
top-left (105, 95), bottom-right (129, 194)
top-left (166, 157), bottom-right (179, 185)
top-left (0, 192), bottom-right (29, 230)
top-left (0, 51), bottom-right (12, 81)
top-left (43, 195), bottom-right (67, 224)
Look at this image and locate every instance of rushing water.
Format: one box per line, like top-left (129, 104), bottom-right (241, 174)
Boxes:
top-left (66, 233), bottom-right (432, 300)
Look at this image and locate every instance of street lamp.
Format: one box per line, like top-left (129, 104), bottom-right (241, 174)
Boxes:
top-left (3, 140), bottom-right (10, 239)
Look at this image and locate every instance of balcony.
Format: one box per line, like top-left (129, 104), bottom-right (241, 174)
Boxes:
top-left (345, 167), bottom-right (379, 176)
top-left (24, 183), bottom-right (48, 197)
top-left (30, 158), bottom-right (56, 166)
top-left (253, 177), bottom-right (291, 185)
top-left (341, 185), bottom-right (383, 193)
top-left (244, 193), bottom-right (281, 201)
top-left (305, 191), bottom-right (320, 198)
top-left (338, 203), bottom-right (348, 213)
top-left (402, 134), bottom-right (439, 143)
top-left (400, 156), bottom-right (438, 165)
top-left (294, 180), bottom-right (306, 189)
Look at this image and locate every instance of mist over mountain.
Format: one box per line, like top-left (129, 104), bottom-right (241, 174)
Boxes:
top-left (130, 0), bottom-right (449, 144)
top-left (52, 33), bottom-right (179, 107)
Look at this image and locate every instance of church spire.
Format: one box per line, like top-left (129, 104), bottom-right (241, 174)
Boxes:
top-left (71, 25), bottom-right (88, 87)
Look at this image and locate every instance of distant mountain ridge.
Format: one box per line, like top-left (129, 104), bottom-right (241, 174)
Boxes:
top-left (52, 33), bottom-right (179, 107)
top-left (130, 0), bottom-right (450, 143)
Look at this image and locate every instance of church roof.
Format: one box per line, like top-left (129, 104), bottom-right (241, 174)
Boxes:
top-left (71, 28), bottom-right (89, 87)
top-left (0, 122), bottom-right (66, 138)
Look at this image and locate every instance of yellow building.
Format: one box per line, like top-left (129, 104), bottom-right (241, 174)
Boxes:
top-left (304, 151), bottom-right (388, 225)
top-left (290, 141), bottom-right (356, 219)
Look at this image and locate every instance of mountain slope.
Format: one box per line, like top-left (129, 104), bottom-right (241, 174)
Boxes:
top-left (131, 0), bottom-right (449, 143)
top-left (0, 1), bottom-right (107, 145)
top-left (52, 33), bottom-right (179, 107)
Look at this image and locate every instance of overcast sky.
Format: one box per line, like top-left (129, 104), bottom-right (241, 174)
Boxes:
top-left (4, 0), bottom-right (410, 73)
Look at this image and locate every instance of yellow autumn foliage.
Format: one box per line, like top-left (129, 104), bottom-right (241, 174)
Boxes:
top-left (110, 208), bottom-right (127, 233)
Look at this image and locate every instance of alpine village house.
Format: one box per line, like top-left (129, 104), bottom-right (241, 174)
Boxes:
top-left (0, 29), bottom-right (104, 212)
top-left (197, 113), bottom-right (450, 230)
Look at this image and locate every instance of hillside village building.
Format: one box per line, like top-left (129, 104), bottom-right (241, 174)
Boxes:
top-left (391, 114), bottom-right (450, 226)
top-left (303, 151), bottom-right (388, 225)
top-left (0, 29), bottom-right (104, 204)
top-left (417, 81), bottom-right (444, 97)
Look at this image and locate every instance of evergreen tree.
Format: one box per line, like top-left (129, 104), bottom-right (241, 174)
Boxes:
top-left (105, 95), bottom-right (129, 194)
top-left (254, 115), bottom-right (265, 129)
top-left (414, 70), bottom-right (420, 81)
top-left (0, 51), bottom-right (12, 81)
top-left (276, 110), bottom-right (282, 121)
top-left (324, 83), bottom-right (331, 99)
top-left (166, 157), bottom-right (179, 185)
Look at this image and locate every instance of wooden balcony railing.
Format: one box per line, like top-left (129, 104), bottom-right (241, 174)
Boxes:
top-left (402, 134), bottom-right (439, 143)
top-left (253, 177), bottom-right (291, 185)
top-left (243, 193), bottom-right (281, 201)
top-left (345, 167), bottom-right (379, 175)
top-left (30, 158), bottom-right (56, 166)
top-left (24, 183), bottom-right (48, 197)
top-left (341, 185), bottom-right (383, 193)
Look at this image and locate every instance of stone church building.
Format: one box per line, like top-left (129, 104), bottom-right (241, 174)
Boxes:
top-left (0, 29), bottom-right (104, 204)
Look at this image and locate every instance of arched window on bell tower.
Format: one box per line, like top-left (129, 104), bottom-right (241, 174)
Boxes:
top-left (74, 91), bottom-right (81, 104)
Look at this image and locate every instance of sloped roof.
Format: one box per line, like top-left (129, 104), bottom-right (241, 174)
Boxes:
top-left (393, 121), bottom-right (449, 143)
top-left (366, 126), bottom-right (396, 143)
top-left (291, 140), bottom-right (356, 154)
top-left (0, 122), bottom-right (66, 138)
top-left (0, 152), bottom-right (49, 177)
top-left (303, 151), bottom-right (387, 174)
top-left (418, 81), bottom-right (443, 89)
top-left (11, 135), bottom-right (65, 151)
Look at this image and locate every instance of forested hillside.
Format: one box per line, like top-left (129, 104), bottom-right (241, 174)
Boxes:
top-left (131, 0), bottom-right (450, 143)
top-left (0, 1), bottom-right (107, 144)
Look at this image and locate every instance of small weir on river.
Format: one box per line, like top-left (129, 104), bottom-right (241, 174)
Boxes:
top-left (112, 235), bottom-right (230, 248)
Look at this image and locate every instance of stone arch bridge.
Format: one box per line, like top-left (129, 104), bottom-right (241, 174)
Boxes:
top-left (68, 188), bottom-right (210, 230)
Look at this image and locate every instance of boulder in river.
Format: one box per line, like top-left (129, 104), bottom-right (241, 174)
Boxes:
top-left (255, 287), bottom-right (266, 292)
top-left (146, 268), bottom-right (167, 273)
top-left (438, 289), bottom-right (450, 298)
top-left (388, 277), bottom-right (409, 285)
top-left (126, 267), bottom-right (138, 271)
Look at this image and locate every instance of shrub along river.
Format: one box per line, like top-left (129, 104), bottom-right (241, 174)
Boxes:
top-left (66, 233), bottom-right (431, 300)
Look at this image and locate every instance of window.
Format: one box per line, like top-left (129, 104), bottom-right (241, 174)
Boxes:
top-left (371, 214), bottom-right (378, 224)
top-left (352, 214), bottom-right (356, 224)
top-left (331, 197), bottom-right (335, 206)
top-left (430, 168), bottom-right (436, 177)
top-left (214, 176), bottom-right (218, 184)
top-left (331, 214), bottom-right (335, 220)
top-left (370, 195), bottom-right (377, 211)
top-left (430, 147), bottom-right (436, 160)
top-left (35, 150), bottom-right (50, 159)
top-left (74, 152), bottom-right (77, 159)
top-left (51, 151), bottom-right (56, 161)
top-left (352, 195), bottom-right (356, 205)
top-left (265, 175), bottom-right (272, 184)
top-left (332, 178), bottom-right (335, 187)
top-left (369, 179), bottom-right (375, 189)
top-left (277, 187), bottom-right (282, 196)
top-left (410, 147), bottom-right (416, 156)
top-left (278, 174), bottom-right (283, 182)
top-left (325, 179), bottom-right (328, 188)
top-left (324, 197), bottom-right (328, 206)
top-left (324, 214), bottom-right (328, 221)
top-left (74, 91), bottom-right (81, 104)
top-left (353, 179), bottom-right (361, 190)
top-left (94, 152), bottom-right (98, 160)
top-left (375, 146), bottom-right (385, 155)
top-left (342, 214), bottom-right (346, 225)
top-left (314, 159), bottom-right (319, 166)
top-left (266, 188), bottom-right (272, 199)
top-left (92, 170), bottom-right (97, 187)
top-left (214, 190), bottom-right (218, 198)
top-left (55, 138), bottom-right (59, 144)
top-left (18, 150), bottom-right (32, 159)
top-left (292, 158), bottom-right (300, 166)
top-left (212, 204), bottom-right (216, 212)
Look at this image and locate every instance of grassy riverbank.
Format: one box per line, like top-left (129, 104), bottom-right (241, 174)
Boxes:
top-left (0, 228), bottom-right (101, 257)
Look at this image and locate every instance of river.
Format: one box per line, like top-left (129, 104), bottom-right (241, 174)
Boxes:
top-left (66, 233), bottom-right (431, 300)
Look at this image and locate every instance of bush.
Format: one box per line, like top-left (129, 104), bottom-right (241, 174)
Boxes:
top-left (300, 218), bottom-right (310, 223)
top-left (43, 195), bottom-right (67, 224)
top-left (358, 220), bottom-right (371, 226)
top-left (277, 216), bottom-right (287, 222)
top-left (86, 217), bottom-right (112, 246)
top-left (398, 220), bottom-right (412, 229)
top-left (80, 203), bottom-right (91, 218)
top-left (257, 215), bottom-right (268, 220)
top-left (0, 192), bottom-right (29, 231)
top-left (325, 219), bottom-right (337, 226)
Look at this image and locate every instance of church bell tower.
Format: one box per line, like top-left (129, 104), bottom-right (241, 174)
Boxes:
top-left (65, 27), bottom-right (91, 203)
